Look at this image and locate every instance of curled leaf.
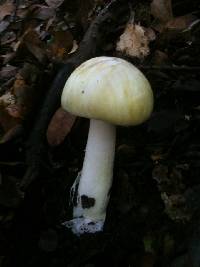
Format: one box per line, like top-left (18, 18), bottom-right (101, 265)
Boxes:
top-left (151, 0), bottom-right (173, 24)
top-left (0, 1), bottom-right (15, 20)
top-left (116, 23), bottom-right (155, 58)
top-left (166, 14), bottom-right (198, 31)
top-left (0, 20), bottom-right (9, 33)
top-left (47, 31), bottom-right (73, 61)
top-left (47, 108), bottom-right (76, 147)
top-left (6, 104), bottom-right (23, 119)
top-left (0, 92), bottom-right (16, 106)
top-left (0, 65), bottom-right (18, 81)
top-left (68, 40), bottom-right (78, 55)
top-left (31, 5), bottom-right (55, 20)
top-left (152, 50), bottom-right (169, 65)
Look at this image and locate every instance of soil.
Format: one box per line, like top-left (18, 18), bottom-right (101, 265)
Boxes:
top-left (0, 0), bottom-right (200, 266)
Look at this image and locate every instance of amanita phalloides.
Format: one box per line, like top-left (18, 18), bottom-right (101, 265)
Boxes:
top-left (61, 56), bottom-right (153, 235)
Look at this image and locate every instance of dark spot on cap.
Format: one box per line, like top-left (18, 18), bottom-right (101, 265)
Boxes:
top-left (81, 195), bottom-right (95, 209)
top-left (81, 90), bottom-right (84, 94)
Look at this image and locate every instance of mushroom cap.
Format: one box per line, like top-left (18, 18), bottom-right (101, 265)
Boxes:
top-left (61, 57), bottom-right (153, 126)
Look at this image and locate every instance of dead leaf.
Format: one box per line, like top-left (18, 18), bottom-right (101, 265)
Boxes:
top-left (166, 14), bottom-right (197, 31)
top-left (6, 104), bottom-right (23, 119)
top-left (45, 17), bottom-right (55, 31)
top-left (13, 28), bottom-right (47, 63)
top-left (1, 52), bottom-right (15, 64)
top-left (150, 0), bottom-right (173, 24)
top-left (76, 0), bottom-right (94, 30)
top-left (11, 74), bottom-right (34, 118)
top-left (0, 1), bottom-right (15, 20)
top-left (47, 31), bottom-right (73, 61)
top-left (68, 40), bottom-right (78, 54)
top-left (152, 50), bottom-right (169, 65)
top-left (16, 7), bottom-right (29, 19)
top-left (0, 63), bottom-right (39, 142)
top-left (0, 43), bottom-right (41, 139)
top-left (0, 65), bottom-right (18, 80)
top-left (116, 23), bottom-right (155, 58)
top-left (31, 5), bottom-right (56, 20)
top-left (1, 31), bottom-right (16, 45)
top-left (25, 41), bottom-right (47, 63)
top-left (155, 14), bottom-right (199, 46)
top-left (18, 63), bottom-right (39, 84)
top-left (47, 108), bottom-right (76, 147)
top-left (0, 92), bottom-right (15, 106)
top-left (0, 64), bottom-right (40, 128)
top-left (0, 20), bottom-right (9, 33)
top-left (0, 89), bottom-right (23, 121)
top-left (45, 0), bottom-right (65, 9)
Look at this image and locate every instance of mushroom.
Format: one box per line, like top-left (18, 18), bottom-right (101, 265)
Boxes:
top-left (61, 56), bottom-right (154, 235)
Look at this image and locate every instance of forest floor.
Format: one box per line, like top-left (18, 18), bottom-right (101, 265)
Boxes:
top-left (0, 0), bottom-right (200, 266)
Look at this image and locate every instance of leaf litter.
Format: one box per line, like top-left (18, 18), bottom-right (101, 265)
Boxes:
top-left (0, 0), bottom-right (200, 266)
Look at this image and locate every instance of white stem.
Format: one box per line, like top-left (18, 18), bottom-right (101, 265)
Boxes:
top-left (64, 119), bottom-right (116, 234)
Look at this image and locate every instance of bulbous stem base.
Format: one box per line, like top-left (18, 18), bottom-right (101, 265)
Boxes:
top-left (63, 119), bottom-right (116, 235)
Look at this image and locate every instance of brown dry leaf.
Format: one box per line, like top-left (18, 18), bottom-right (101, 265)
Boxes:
top-left (166, 14), bottom-right (197, 31)
top-left (0, 64), bottom-right (40, 141)
top-left (0, 90), bottom-right (15, 102)
top-left (24, 26), bottom-right (43, 44)
top-left (0, 65), bottom-right (18, 80)
top-left (12, 74), bottom-right (27, 92)
top-left (0, 89), bottom-right (23, 120)
top-left (11, 74), bottom-right (33, 118)
top-left (116, 23), bottom-right (155, 58)
top-left (6, 104), bottom-right (23, 119)
top-left (47, 31), bottom-right (73, 61)
top-left (151, 0), bottom-right (173, 24)
top-left (76, 0), bottom-right (94, 30)
top-left (0, 20), bottom-right (9, 33)
top-left (31, 5), bottom-right (55, 20)
top-left (15, 28), bottom-right (47, 63)
top-left (45, 0), bottom-right (65, 9)
top-left (2, 67), bottom-right (38, 121)
top-left (0, 1), bottom-right (15, 21)
top-left (151, 153), bottom-right (164, 162)
top-left (68, 40), bottom-right (78, 55)
top-left (16, 7), bottom-right (29, 19)
top-left (152, 50), bottom-right (169, 65)
top-left (1, 52), bottom-right (15, 64)
top-left (1, 31), bottom-right (16, 45)
top-left (25, 40), bottom-right (46, 64)
top-left (47, 108), bottom-right (76, 147)
top-left (156, 14), bottom-right (199, 45)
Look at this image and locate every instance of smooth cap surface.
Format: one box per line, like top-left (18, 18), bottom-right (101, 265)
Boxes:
top-left (61, 57), bottom-right (153, 126)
